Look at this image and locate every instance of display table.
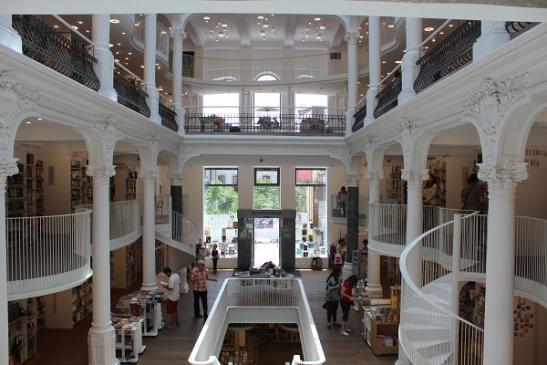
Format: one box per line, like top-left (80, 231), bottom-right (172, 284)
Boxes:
top-left (116, 290), bottom-right (164, 337)
top-left (362, 306), bottom-right (399, 356)
top-left (113, 317), bottom-right (146, 363)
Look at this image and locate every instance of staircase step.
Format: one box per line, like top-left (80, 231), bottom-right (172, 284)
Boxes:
top-left (405, 307), bottom-right (451, 319)
top-left (428, 352), bottom-right (452, 365)
top-left (400, 323), bottom-right (451, 340)
top-left (411, 339), bottom-right (452, 354)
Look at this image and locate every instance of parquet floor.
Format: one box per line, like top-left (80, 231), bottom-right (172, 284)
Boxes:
top-left (27, 270), bottom-right (396, 365)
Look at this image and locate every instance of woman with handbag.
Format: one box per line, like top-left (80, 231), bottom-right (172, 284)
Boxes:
top-left (324, 266), bottom-right (342, 329)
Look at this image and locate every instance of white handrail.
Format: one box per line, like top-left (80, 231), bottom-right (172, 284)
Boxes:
top-left (399, 212), bottom-right (484, 365)
top-left (7, 209), bottom-right (93, 300)
top-left (109, 199), bottom-right (142, 250)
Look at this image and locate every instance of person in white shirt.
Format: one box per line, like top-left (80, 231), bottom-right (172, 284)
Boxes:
top-left (161, 267), bottom-right (180, 328)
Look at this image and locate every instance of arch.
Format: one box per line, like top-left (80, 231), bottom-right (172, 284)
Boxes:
top-left (213, 76), bottom-right (237, 82)
top-left (256, 72), bottom-right (279, 82)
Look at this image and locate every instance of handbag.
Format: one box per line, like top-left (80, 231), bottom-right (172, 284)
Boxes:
top-left (322, 301), bottom-right (329, 310)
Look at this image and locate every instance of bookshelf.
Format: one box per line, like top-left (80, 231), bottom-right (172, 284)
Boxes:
top-left (112, 242), bottom-right (139, 289)
top-left (72, 279), bottom-right (93, 325)
top-left (43, 278), bottom-right (93, 328)
top-left (70, 160), bottom-right (82, 210)
top-left (8, 297), bottom-right (44, 365)
top-left (35, 159), bottom-right (44, 216)
top-left (82, 165), bottom-right (93, 205)
top-left (25, 154), bottom-right (35, 216)
top-left (6, 163), bottom-right (25, 217)
top-left (126, 169), bottom-right (138, 200)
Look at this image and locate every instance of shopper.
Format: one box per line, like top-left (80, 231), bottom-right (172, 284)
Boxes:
top-left (325, 266), bottom-right (342, 329)
top-left (211, 244), bottom-right (219, 272)
top-left (161, 267), bottom-right (180, 328)
top-left (461, 173), bottom-right (486, 212)
top-left (328, 241), bottom-right (337, 269)
top-left (335, 238), bottom-right (346, 269)
top-left (190, 260), bottom-right (217, 320)
top-left (336, 186), bottom-right (348, 216)
top-left (340, 275), bottom-right (358, 336)
top-left (423, 174), bottom-right (439, 206)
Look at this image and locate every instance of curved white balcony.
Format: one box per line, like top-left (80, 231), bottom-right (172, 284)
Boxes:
top-left (188, 278), bottom-right (325, 365)
top-left (7, 210), bottom-right (92, 301)
top-left (109, 199), bottom-right (142, 251)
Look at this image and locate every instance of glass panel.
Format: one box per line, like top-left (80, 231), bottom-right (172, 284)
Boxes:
top-left (295, 184), bottom-right (327, 258)
top-left (253, 217), bottom-right (280, 266)
top-left (295, 93), bottom-right (328, 117)
top-left (295, 168), bottom-right (327, 185)
top-left (204, 168), bottom-right (238, 186)
top-left (253, 186), bottom-right (281, 210)
top-left (255, 168), bottom-right (279, 185)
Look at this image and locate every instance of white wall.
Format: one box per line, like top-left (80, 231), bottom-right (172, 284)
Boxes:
top-left (516, 146), bottom-right (547, 219)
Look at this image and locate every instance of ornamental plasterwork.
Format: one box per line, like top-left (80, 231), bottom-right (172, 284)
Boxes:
top-left (0, 112), bottom-right (17, 157)
top-left (0, 157), bottom-right (19, 180)
top-left (171, 173), bottom-right (184, 186)
top-left (464, 73), bottom-right (530, 162)
top-left (345, 174), bottom-right (361, 187)
top-left (93, 114), bottom-right (122, 166)
top-left (401, 168), bottom-right (429, 184)
top-left (477, 161), bottom-right (528, 191)
top-left (0, 70), bottom-right (39, 114)
top-left (396, 118), bottom-right (421, 168)
top-left (328, 146), bottom-right (352, 173)
top-left (364, 141), bottom-right (385, 180)
top-left (86, 164), bottom-right (116, 182)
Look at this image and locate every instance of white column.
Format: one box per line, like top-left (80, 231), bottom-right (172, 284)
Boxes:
top-left (92, 14), bottom-right (116, 101)
top-left (171, 28), bottom-right (186, 134)
top-left (87, 165), bottom-right (118, 365)
top-left (144, 14), bottom-right (160, 123)
top-left (141, 171), bottom-right (158, 289)
top-left (365, 16), bottom-right (381, 124)
top-left (479, 162), bottom-right (527, 365)
top-left (402, 169), bottom-right (428, 283)
top-left (0, 15), bottom-right (22, 53)
top-left (366, 174), bottom-right (382, 294)
top-left (473, 21), bottom-right (510, 62)
top-left (345, 31), bottom-right (359, 135)
top-left (399, 17), bottom-right (422, 104)
top-left (0, 159), bottom-right (19, 365)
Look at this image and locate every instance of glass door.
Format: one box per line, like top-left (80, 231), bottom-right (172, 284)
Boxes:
top-left (253, 217), bottom-right (280, 267)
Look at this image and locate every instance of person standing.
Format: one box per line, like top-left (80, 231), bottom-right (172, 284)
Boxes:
top-left (337, 186), bottom-right (348, 216)
top-left (423, 174), bottom-right (439, 206)
top-left (211, 244), bottom-right (219, 272)
top-left (161, 267), bottom-right (180, 328)
top-left (461, 173), bottom-right (486, 212)
top-left (191, 260), bottom-right (217, 320)
top-left (325, 266), bottom-right (342, 329)
top-left (340, 275), bottom-right (358, 336)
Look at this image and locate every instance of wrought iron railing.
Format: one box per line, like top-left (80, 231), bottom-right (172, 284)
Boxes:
top-left (373, 73), bottom-right (402, 118)
top-left (12, 15), bottom-right (100, 91)
top-left (185, 113), bottom-right (345, 136)
top-left (505, 21), bottom-right (538, 38)
top-left (113, 73), bottom-right (151, 118)
top-left (159, 102), bottom-right (178, 132)
top-left (352, 102), bottom-right (366, 132)
top-left (414, 20), bottom-right (481, 93)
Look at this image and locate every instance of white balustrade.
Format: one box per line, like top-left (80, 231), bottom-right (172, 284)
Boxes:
top-left (155, 194), bottom-right (171, 225)
top-left (189, 278), bottom-right (325, 365)
top-left (109, 199), bottom-right (142, 251)
top-left (7, 210), bottom-right (92, 300)
top-left (400, 213), bottom-right (484, 365)
top-left (368, 202), bottom-right (407, 255)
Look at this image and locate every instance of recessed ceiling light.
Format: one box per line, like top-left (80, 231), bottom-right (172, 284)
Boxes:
top-left (388, 24), bottom-right (394, 28)
top-left (319, 26), bottom-right (326, 30)
top-left (53, 24), bottom-right (59, 29)
top-left (395, 60), bottom-right (402, 64)
top-left (25, 121), bottom-right (31, 125)
top-left (71, 25), bottom-right (79, 30)
top-left (140, 65), bottom-right (144, 68)
top-left (125, 57), bottom-right (129, 60)
top-left (117, 42), bottom-right (121, 46)
top-left (203, 16), bottom-right (210, 20)
top-left (85, 30), bottom-right (90, 33)
top-left (115, 51), bottom-right (120, 55)
top-left (424, 27), bottom-right (434, 32)
top-left (314, 17), bottom-right (321, 21)
top-left (262, 24), bottom-right (269, 28)
top-left (449, 24), bottom-right (454, 28)
top-left (109, 43), bottom-right (113, 47)
top-left (432, 38), bottom-right (436, 42)
top-left (156, 63), bottom-right (159, 66)
top-left (160, 30), bottom-right (167, 35)
top-left (37, 118), bottom-right (43, 121)
top-left (122, 32), bottom-right (126, 35)
top-left (257, 15), bottom-right (264, 20)
top-left (222, 24), bottom-right (228, 28)
top-left (114, 58), bottom-right (119, 62)
top-left (440, 31), bottom-right (444, 35)
top-left (128, 52), bottom-right (132, 55)
top-left (308, 22), bottom-right (312, 25)
top-left (78, 20), bottom-right (83, 25)
top-left (382, 60), bottom-right (386, 64)
top-left (359, 35), bottom-right (364, 39)
top-left (110, 18), bottom-right (120, 24)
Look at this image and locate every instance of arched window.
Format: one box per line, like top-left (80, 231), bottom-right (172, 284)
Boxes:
top-left (256, 73), bottom-right (279, 82)
top-left (213, 76), bottom-right (237, 82)
top-left (296, 74), bottom-right (314, 80)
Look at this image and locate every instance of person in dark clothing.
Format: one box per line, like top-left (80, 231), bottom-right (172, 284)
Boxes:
top-left (211, 244), bottom-right (219, 271)
top-left (461, 173), bottom-right (486, 212)
top-left (325, 266), bottom-right (342, 329)
top-left (340, 275), bottom-right (358, 336)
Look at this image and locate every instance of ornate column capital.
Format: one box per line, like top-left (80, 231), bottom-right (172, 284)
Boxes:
top-left (0, 157), bottom-right (19, 184)
top-left (478, 161), bottom-right (527, 192)
top-left (344, 31), bottom-right (359, 44)
top-left (366, 170), bottom-right (384, 181)
top-left (0, 70), bottom-right (40, 115)
top-left (345, 174), bottom-right (361, 187)
top-left (463, 73), bottom-right (530, 162)
top-left (86, 164), bottom-right (116, 184)
top-left (170, 173), bottom-right (184, 186)
top-left (140, 169), bottom-right (158, 185)
top-left (170, 28), bottom-right (186, 41)
top-left (401, 168), bottom-right (429, 185)
top-left (396, 118), bottom-right (421, 166)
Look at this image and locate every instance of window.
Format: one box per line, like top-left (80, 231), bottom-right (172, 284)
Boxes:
top-left (295, 168), bottom-right (327, 257)
top-left (254, 167), bottom-right (280, 210)
top-left (202, 93), bottom-right (239, 117)
top-left (256, 73), bottom-right (279, 82)
top-left (295, 93), bottom-right (328, 117)
top-left (254, 92), bottom-right (281, 127)
top-left (203, 168), bottom-right (238, 257)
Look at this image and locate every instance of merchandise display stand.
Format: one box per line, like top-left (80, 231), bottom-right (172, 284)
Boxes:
top-left (113, 316), bottom-right (146, 363)
top-left (362, 306), bottom-right (399, 355)
top-left (116, 290), bottom-right (164, 337)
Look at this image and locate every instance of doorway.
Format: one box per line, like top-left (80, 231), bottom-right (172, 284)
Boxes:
top-left (253, 217), bottom-right (280, 266)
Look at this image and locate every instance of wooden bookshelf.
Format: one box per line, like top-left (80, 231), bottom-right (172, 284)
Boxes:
top-left (81, 165), bottom-right (93, 205)
top-left (35, 159), bottom-right (44, 216)
top-left (112, 242), bottom-right (139, 289)
top-left (6, 163), bottom-right (25, 218)
top-left (126, 169), bottom-right (137, 200)
top-left (70, 160), bottom-right (82, 210)
top-left (8, 297), bottom-right (43, 364)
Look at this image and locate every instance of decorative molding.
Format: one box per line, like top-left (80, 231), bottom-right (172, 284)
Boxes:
top-left (0, 69), bottom-right (39, 114)
top-left (328, 146), bottom-right (351, 173)
top-left (140, 169), bottom-right (159, 183)
top-left (345, 174), bottom-right (361, 187)
top-left (171, 173), bottom-right (184, 186)
top-left (344, 31), bottom-right (360, 44)
top-left (93, 114), bottom-right (122, 166)
top-left (477, 161), bottom-right (528, 191)
top-left (0, 112), bottom-right (17, 158)
top-left (364, 141), bottom-right (385, 180)
top-left (401, 168), bottom-right (429, 184)
top-left (464, 73), bottom-right (530, 162)
top-left (366, 170), bottom-right (383, 181)
top-left (86, 164), bottom-right (116, 182)
top-left (396, 118), bottom-right (421, 168)
top-left (0, 157), bottom-right (19, 180)
top-left (170, 28), bottom-right (187, 40)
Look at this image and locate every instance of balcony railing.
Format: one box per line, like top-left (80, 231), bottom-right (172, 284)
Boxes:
top-left (185, 113), bottom-right (345, 136)
top-left (414, 20), bottom-right (481, 94)
top-left (189, 278), bottom-right (325, 365)
top-left (7, 209), bottom-right (92, 300)
top-left (113, 72), bottom-right (151, 118)
top-left (159, 102), bottom-right (178, 132)
top-left (374, 73), bottom-right (402, 118)
top-left (505, 21), bottom-right (538, 39)
top-left (12, 15), bottom-right (100, 91)
top-left (352, 100), bottom-right (366, 132)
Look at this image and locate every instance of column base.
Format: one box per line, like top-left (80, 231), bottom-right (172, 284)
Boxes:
top-left (88, 325), bottom-right (119, 365)
top-left (0, 24), bottom-right (22, 53)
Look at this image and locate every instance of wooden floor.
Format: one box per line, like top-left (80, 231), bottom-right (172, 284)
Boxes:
top-left (28, 270), bottom-right (396, 365)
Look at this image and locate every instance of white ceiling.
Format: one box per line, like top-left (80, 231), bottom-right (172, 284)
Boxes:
top-left (187, 14), bottom-right (345, 48)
